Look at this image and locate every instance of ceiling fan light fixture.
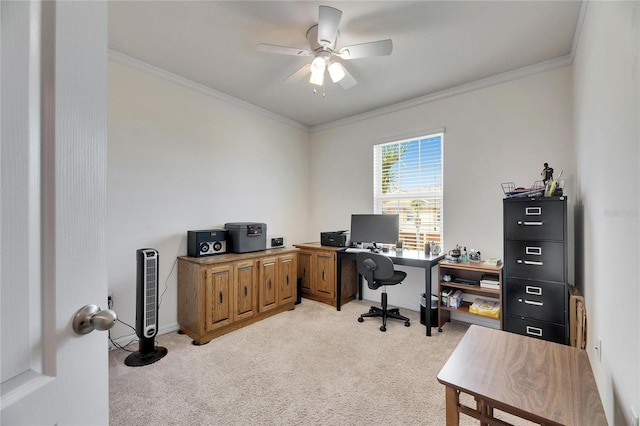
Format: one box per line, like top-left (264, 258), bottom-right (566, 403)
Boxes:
top-left (328, 62), bottom-right (346, 83)
top-left (310, 56), bottom-right (326, 74)
top-left (309, 70), bottom-right (324, 86)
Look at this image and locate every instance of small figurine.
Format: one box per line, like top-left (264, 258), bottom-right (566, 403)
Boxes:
top-left (541, 162), bottom-right (554, 184)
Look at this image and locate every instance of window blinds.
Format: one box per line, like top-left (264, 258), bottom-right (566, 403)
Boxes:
top-left (373, 134), bottom-right (443, 250)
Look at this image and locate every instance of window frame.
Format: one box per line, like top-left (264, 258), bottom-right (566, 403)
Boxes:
top-left (373, 132), bottom-right (444, 251)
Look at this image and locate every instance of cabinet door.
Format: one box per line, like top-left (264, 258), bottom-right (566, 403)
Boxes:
top-left (298, 251), bottom-right (313, 293)
top-left (259, 257), bottom-right (278, 312)
top-left (234, 260), bottom-right (257, 321)
top-left (278, 254), bottom-right (296, 304)
top-left (315, 252), bottom-right (335, 298)
top-left (204, 264), bottom-right (234, 331)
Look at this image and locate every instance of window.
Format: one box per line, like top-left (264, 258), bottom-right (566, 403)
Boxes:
top-left (373, 133), bottom-right (443, 251)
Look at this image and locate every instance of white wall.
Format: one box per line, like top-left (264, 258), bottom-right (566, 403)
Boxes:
top-left (107, 60), bottom-right (311, 342)
top-left (573, 2), bottom-right (640, 425)
top-left (309, 67), bottom-right (574, 311)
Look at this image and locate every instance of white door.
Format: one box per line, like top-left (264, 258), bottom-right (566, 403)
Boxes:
top-left (1, 1), bottom-right (109, 424)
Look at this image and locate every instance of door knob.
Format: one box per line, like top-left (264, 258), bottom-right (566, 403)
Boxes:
top-left (72, 304), bottom-right (117, 335)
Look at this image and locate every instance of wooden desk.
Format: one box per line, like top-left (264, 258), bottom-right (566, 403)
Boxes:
top-left (437, 325), bottom-right (607, 426)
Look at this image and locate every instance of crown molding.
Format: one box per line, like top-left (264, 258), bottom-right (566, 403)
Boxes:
top-left (108, 49), bottom-right (310, 132)
top-left (110, 37), bottom-right (577, 136)
top-left (310, 53), bottom-right (573, 133)
top-left (569, 1), bottom-right (588, 62)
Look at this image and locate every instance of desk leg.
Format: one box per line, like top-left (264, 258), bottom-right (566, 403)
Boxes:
top-left (445, 386), bottom-right (460, 426)
top-left (336, 254), bottom-right (342, 311)
top-left (425, 263), bottom-right (432, 336)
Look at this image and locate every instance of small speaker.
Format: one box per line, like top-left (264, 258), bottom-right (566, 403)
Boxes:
top-left (188, 230), bottom-right (227, 257)
top-left (125, 248), bottom-right (168, 367)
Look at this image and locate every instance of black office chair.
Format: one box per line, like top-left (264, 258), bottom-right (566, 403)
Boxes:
top-left (356, 252), bottom-right (410, 332)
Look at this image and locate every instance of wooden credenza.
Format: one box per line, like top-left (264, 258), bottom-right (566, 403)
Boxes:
top-left (293, 243), bottom-right (357, 308)
top-left (178, 248), bottom-right (298, 345)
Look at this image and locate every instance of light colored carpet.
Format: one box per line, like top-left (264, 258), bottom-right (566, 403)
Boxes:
top-left (109, 299), bottom-right (533, 425)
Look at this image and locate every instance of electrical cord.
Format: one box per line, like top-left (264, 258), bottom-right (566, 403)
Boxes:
top-left (159, 257), bottom-right (177, 307)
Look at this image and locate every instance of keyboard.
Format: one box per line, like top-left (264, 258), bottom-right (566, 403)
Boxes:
top-left (344, 248), bottom-right (371, 253)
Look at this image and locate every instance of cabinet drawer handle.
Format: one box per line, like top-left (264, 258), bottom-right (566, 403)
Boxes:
top-left (303, 267), bottom-right (306, 277)
top-left (525, 246), bottom-right (542, 255)
top-left (219, 291), bottom-right (223, 304)
top-left (322, 271), bottom-right (325, 281)
top-left (286, 275), bottom-right (289, 285)
top-left (517, 259), bottom-right (543, 266)
top-left (244, 286), bottom-right (248, 297)
top-left (526, 326), bottom-right (543, 337)
top-left (517, 221), bottom-right (543, 226)
top-left (525, 286), bottom-right (542, 295)
top-left (268, 279), bottom-right (272, 290)
top-left (525, 207), bottom-right (542, 215)
top-left (524, 299), bottom-right (543, 306)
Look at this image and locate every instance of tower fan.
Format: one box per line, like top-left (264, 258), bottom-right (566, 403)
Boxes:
top-left (125, 248), bottom-right (168, 366)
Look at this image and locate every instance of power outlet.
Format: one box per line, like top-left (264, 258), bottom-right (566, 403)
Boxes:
top-left (595, 337), bottom-right (602, 362)
top-left (631, 406), bottom-right (639, 426)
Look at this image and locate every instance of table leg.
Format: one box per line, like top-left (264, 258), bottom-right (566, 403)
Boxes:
top-left (425, 263), bottom-right (432, 336)
top-left (336, 253), bottom-right (342, 311)
top-left (445, 386), bottom-right (460, 426)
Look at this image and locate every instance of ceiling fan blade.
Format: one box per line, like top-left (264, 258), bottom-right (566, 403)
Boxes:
top-left (317, 6), bottom-right (342, 48)
top-left (284, 63), bottom-right (311, 83)
top-left (256, 43), bottom-right (311, 57)
top-left (337, 39), bottom-right (393, 59)
top-left (337, 66), bottom-right (357, 90)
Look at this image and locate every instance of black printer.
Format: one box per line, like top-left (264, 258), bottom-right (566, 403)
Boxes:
top-left (320, 230), bottom-right (350, 247)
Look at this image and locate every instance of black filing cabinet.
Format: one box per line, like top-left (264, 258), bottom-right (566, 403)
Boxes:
top-left (503, 196), bottom-right (569, 344)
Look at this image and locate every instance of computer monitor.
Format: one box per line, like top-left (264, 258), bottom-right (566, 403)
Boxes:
top-left (350, 214), bottom-right (399, 246)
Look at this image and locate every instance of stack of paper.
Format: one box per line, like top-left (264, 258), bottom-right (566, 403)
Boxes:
top-left (469, 298), bottom-right (500, 318)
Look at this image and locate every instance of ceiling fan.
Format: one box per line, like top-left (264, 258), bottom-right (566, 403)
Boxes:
top-left (256, 5), bottom-right (393, 90)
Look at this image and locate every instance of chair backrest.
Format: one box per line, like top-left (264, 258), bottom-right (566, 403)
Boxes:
top-left (356, 252), bottom-right (395, 289)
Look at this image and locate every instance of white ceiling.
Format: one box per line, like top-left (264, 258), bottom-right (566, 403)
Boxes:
top-left (108, 1), bottom-right (583, 130)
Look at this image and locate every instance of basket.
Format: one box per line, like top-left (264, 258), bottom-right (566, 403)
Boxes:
top-left (501, 181), bottom-right (545, 198)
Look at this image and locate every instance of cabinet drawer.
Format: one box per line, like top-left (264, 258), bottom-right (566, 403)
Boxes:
top-left (504, 278), bottom-right (566, 323)
top-left (505, 240), bottom-right (566, 282)
top-left (504, 315), bottom-right (566, 344)
top-left (504, 198), bottom-right (565, 241)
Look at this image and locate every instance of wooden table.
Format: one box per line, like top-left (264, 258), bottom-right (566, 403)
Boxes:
top-left (437, 325), bottom-right (607, 426)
